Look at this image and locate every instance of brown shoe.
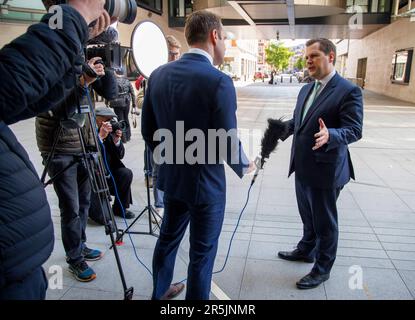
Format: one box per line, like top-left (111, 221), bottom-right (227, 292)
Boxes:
top-left (161, 282), bottom-right (185, 300)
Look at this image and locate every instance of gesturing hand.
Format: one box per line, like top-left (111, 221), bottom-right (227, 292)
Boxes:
top-left (312, 118), bottom-right (329, 151)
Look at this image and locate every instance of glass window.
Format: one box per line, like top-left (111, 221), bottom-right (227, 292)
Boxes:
top-left (391, 49), bottom-right (413, 84)
top-left (137, 0), bottom-right (162, 15)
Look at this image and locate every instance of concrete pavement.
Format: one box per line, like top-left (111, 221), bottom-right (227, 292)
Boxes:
top-left (9, 81), bottom-right (415, 300)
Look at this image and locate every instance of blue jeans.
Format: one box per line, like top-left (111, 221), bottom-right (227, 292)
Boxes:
top-left (152, 194), bottom-right (225, 300)
top-left (44, 154), bottom-right (90, 265)
top-left (151, 159), bottom-right (164, 208)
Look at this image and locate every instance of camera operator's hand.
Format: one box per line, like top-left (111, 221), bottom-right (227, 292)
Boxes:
top-left (99, 121), bottom-right (112, 140)
top-left (68, 0), bottom-right (105, 25)
top-left (88, 10), bottom-right (115, 40)
top-left (113, 129), bottom-right (123, 145)
top-left (83, 57), bottom-right (105, 85)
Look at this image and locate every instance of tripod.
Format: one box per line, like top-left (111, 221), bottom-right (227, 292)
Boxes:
top-left (40, 105), bottom-right (134, 300)
top-left (114, 79), bottom-right (162, 244)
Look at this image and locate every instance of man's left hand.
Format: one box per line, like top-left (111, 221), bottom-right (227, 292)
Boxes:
top-left (113, 129), bottom-right (122, 144)
top-left (312, 118), bottom-right (329, 151)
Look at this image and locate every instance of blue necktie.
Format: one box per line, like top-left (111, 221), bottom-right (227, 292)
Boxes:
top-left (301, 81), bottom-right (322, 123)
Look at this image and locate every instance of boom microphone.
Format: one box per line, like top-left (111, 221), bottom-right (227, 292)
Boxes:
top-left (251, 118), bottom-right (288, 185)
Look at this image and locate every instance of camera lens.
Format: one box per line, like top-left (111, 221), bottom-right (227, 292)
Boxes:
top-left (105, 0), bottom-right (138, 25)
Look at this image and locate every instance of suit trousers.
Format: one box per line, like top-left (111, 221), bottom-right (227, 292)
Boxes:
top-left (295, 176), bottom-right (342, 275)
top-left (151, 194), bottom-right (225, 300)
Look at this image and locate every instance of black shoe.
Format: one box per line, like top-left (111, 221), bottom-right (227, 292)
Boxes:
top-left (278, 249), bottom-right (314, 263)
top-left (296, 272), bottom-right (330, 289)
top-left (114, 209), bottom-right (135, 219)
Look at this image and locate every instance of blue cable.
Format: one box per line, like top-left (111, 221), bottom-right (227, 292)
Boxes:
top-left (86, 89), bottom-right (153, 277)
top-left (177, 181), bottom-right (255, 284)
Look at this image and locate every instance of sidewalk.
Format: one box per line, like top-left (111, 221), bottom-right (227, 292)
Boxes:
top-left (9, 82), bottom-right (415, 300)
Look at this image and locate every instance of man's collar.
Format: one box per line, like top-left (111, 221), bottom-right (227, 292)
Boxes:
top-left (187, 48), bottom-right (213, 65)
top-left (319, 69), bottom-right (336, 87)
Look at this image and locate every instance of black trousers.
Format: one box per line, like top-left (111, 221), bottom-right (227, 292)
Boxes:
top-left (109, 167), bottom-right (133, 215)
top-left (113, 106), bottom-right (131, 142)
top-left (295, 176), bottom-right (342, 275)
top-left (89, 167), bottom-right (133, 223)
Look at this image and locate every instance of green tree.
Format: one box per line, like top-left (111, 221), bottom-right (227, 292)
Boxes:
top-left (265, 43), bottom-right (294, 72)
top-left (295, 57), bottom-right (306, 70)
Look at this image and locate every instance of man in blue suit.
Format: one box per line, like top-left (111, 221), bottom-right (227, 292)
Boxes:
top-left (278, 38), bottom-right (363, 289)
top-left (142, 11), bottom-right (254, 300)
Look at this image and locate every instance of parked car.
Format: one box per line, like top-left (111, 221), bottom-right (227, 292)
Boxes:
top-left (253, 72), bottom-right (264, 82)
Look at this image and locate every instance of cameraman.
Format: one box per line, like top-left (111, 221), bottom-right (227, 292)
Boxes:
top-left (0, 0), bottom-right (108, 299)
top-left (35, 61), bottom-right (117, 282)
top-left (34, 1), bottom-right (118, 283)
top-left (89, 107), bottom-right (135, 221)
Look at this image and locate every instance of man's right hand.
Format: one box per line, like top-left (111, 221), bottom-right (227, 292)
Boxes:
top-left (99, 121), bottom-right (112, 140)
top-left (245, 161), bottom-right (257, 176)
top-left (68, 0), bottom-right (105, 25)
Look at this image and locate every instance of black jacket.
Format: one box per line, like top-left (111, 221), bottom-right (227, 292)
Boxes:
top-left (108, 77), bottom-right (136, 109)
top-left (102, 135), bottom-right (126, 171)
top-left (0, 5), bottom-right (89, 289)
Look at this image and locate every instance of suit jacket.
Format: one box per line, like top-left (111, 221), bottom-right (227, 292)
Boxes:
top-left (284, 72), bottom-right (363, 189)
top-left (141, 53), bottom-right (249, 205)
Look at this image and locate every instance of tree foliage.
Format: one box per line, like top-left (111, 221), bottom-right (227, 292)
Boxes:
top-left (295, 57), bottom-right (306, 70)
top-left (265, 43), bottom-right (294, 72)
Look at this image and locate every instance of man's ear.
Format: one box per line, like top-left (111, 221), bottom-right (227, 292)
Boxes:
top-left (329, 51), bottom-right (335, 64)
top-left (211, 29), bottom-right (218, 46)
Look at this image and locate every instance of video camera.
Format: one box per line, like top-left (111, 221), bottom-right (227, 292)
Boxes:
top-left (85, 43), bottom-right (122, 71)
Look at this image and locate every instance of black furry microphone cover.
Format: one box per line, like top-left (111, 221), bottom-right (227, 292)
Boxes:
top-left (260, 118), bottom-right (288, 168)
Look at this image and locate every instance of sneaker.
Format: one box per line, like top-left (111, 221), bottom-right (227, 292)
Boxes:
top-left (68, 260), bottom-right (96, 282)
top-left (82, 246), bottom-right (103, 261)
top-left (151, 207), bottom-right (164, 224)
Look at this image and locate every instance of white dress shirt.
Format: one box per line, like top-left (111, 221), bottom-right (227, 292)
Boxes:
top-left (188, 48), bottom-right (213, 65)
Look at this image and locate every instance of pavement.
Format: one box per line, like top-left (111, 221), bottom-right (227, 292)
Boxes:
top-left (9, 81), bottom-right (415, 300)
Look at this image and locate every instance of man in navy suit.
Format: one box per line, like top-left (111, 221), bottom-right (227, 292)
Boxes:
top-left (142, 11), bottom-right (254, 300)
top-left (278, 39), bottom-right (363, 289)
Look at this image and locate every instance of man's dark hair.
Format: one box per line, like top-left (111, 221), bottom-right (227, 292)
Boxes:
top-left (184, 10), bottom-right (222, 45)
top-left (306, 38), bottom-right (337, 66)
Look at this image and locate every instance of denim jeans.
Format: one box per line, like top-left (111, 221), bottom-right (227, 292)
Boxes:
top-left (44, 154), bottom-right (90, 265)
top-left (151, 160), bottom-right (164, 209)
